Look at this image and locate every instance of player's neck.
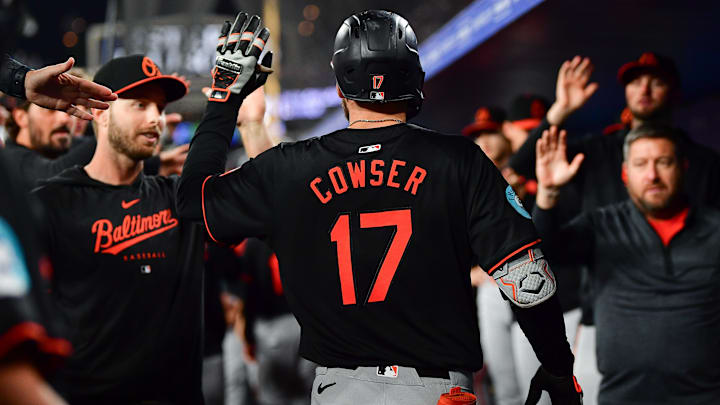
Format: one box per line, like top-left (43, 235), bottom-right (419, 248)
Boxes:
top-left (347, 110), bottom-right (406, 129)
top-left (15, 130), bottom-right (32, 149)
top-left (85, 137), bottom-right (143, 186)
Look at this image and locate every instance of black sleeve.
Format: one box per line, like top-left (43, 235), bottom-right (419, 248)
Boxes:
top-left (16, 137), bottom-right (96, 190)
top-left (0, 54), bottom-right (30, 99)
top-left (511, 294), bottom-right (574, 376)
top-left (197, 155), bottom-right (274, 244)
top-left (508, 118), bottom-right (551, 178)
top-left (532, 205), bottom-right (594, 266)
top-left (464, 142), bottom-right (541, 273)
top-left (176, 96), bottom-right (244, 221)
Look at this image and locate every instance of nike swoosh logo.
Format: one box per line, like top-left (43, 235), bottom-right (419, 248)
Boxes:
top-left (317, 382), bottom-right (336, 395)
top-left (121, 199), bottom-right (140, 209)
top-left (101, 221), bottom-right (178, 255)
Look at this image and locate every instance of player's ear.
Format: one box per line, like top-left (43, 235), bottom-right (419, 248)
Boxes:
top-left (621, 164), bottom-right (628, 185)
top-left (11, 107), bottom-right (29, 130)
top-left (93, 105), bottom-right (110, 132)
top-left (336, 85), bottom-right (345, 99)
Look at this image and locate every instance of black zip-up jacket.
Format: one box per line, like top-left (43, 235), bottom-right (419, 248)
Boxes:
top-left (534, 200), bottom-right (720, 405)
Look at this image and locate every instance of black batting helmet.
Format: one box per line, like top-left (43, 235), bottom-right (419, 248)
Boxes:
top-left (331, 10), bottom-right (425, 118)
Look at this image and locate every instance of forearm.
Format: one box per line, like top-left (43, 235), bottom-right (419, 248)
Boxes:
top-left (535, 184), bottom-right (561, 210)
top-left (239, 121), bottom-right (274, 159)
top-left (546, 102), bottom-right (573, 127)
top-left (176, 96), bottom-right (244, 220)
top-left (0, 360), bottom-right (68, 405)
top-left (510, 294), bottom-right (574, 376)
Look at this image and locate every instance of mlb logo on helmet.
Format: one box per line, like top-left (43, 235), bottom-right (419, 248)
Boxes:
top-left (140, 265), bottom-right (152, 274)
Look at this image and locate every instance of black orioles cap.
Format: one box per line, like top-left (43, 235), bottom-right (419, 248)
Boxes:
top-left (93, 55), bottom-right (188, 102)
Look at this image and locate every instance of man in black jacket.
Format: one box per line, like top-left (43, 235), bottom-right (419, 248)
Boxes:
top-left (533, 124), bottom-right (720, 405)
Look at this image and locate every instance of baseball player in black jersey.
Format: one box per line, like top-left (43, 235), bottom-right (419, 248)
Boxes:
top-left (177, 10), bottom-right (582, 405)
top-left (30, 55), bottom-right (206, 405)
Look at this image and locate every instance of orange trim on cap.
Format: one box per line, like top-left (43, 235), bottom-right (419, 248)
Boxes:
top-left (114, 75), bottom-right (189, 100)
top-left (487, 239), bottom-right (541, 275)
top-left (462, 121), bottom-right (500, 137)
top-left (0, 322), bottom-right (72, 361)
top-left (511, 118), bottom-right (542, 131)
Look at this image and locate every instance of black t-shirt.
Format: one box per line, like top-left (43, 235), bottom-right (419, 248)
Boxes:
top-left (32, 166), bottom-right (205, 404)
top-left (200, 123), bottom-right (539, 371)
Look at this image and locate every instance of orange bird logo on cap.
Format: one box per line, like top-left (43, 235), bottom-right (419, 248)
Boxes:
top-left (141, 57), bottom-right (161, 77)
top-left (530, 100), bottom-right (546, 119)
top-left (638, 52), bottom-right (659, 66)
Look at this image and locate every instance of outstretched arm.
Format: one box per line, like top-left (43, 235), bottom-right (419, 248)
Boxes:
top-left (1, 55), bottom-right (117, 120)
top-left (176, 12), bottom-right (272, 221)
top-left (237, 88), bottom-right (274, 158)
top-left (0, 361), bottom-right (68, 405)
top-left (508, 56), bottom-right (597, 178)
top-left (532, 126), bottom-right (594, 269)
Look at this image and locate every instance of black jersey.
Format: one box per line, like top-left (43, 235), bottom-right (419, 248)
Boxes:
top-left (0, 154), bottom-right (70, 369)
top-left (199, 123), bottom-right (539, 371)
top-left (32, 166), bottom-right (205, 404)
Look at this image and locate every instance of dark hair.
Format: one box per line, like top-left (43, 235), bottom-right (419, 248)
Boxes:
top-left (623, 123), bottom-right (686, 162)
top-left (5, 100), bottom-right (30, 141)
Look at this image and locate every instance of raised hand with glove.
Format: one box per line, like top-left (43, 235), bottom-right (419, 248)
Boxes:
top-left (176, 11), bottom-right (273, 222)
top-left (209, 12), bottom-right (273, 103)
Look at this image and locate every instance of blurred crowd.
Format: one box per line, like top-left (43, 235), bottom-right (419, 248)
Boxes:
top-left (1, 4), bottom-right (719, 405)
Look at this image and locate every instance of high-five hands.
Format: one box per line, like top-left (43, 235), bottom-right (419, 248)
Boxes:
top-left (546, 56), bottom-right (598, 126)
top-left (209, 12), bottom-right (273, 102)
top-left (525, 366), bottom-right (583, 405)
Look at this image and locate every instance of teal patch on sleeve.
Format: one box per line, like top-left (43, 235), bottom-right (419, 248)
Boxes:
top-left (0, 217), bottom-right (30, 297)
top-left (505, 185), bottom-right (531, 219)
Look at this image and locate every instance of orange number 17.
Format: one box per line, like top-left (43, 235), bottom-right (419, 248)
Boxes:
top-left (329, 209), bottom-right (412, 305)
